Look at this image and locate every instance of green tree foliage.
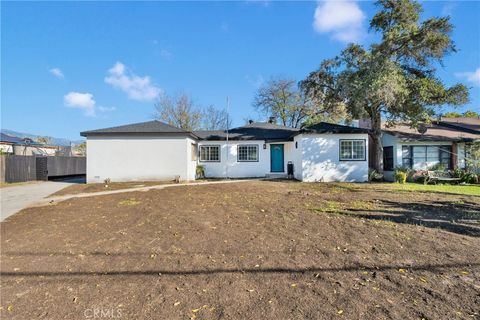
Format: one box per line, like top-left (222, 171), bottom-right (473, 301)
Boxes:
top-left (444, 110), bottom-right (480, 118)
top-left (74, 142), bottom-right (86, 156)
top-left (300, 0), bottom-right (469, 172)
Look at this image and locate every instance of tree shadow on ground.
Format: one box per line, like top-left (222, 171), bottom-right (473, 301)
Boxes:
top-left (342, 199), bottom-right (480, 237)
top-left (2, 261), bottom-right (479, 279)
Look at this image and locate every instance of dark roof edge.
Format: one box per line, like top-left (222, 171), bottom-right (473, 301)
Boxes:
top-left (438, 121), bottom-right (480, 135)
top-left (81, 131), bottom-right (199, 140)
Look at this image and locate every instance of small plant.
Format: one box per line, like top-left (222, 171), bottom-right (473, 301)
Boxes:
top-left (428, 163), bottom-right (446, 172)
top-left (394, 170), bottom-right (407, 184)
top-left (104, 178), bottom-right (111, 188)
top-left (368, 169), bottom-right (383, 182)
top-left (196, 165), bottom-right (205, 179)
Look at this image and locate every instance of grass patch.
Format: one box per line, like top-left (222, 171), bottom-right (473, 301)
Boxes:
top-left (311, 200), bottom-right (343, 213)
top-left (387, 183), bottom-right (480, 197)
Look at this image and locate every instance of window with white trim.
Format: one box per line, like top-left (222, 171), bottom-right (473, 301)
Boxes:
top-left (340, 140), bottom-right (366, 161)
top-left (237, 145), bottom-right (258, 162)
top-left (199, 145), bottom-right (220, 162)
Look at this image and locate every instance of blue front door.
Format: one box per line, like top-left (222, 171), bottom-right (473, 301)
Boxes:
top-left (270, 144), bottom-right (284, 172)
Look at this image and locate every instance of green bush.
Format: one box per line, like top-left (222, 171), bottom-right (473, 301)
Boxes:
top-left (394, 170), bottom-right (407, 184)
top-left (428, 163), bottom-right (446, 172)
top-left (196, 165), bottom-right (205, 179)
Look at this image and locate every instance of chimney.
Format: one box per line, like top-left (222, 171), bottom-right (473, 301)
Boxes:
top-left (268, 116), bottom-right (276, 124)
top-left (358, 119), bottom-right (372, 129)
top-left (248, 119), bottom-right (254, 124)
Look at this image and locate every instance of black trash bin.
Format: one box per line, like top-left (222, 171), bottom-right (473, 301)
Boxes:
top-left (287, 161), bottom-right (294, 179)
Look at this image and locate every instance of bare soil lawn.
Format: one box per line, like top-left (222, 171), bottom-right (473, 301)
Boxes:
top-left (51, 180), bottom-right (176, 196)
top-left (1, 181), bottom-right (479, 319)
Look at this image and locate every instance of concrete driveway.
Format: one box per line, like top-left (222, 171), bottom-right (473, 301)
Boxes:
top-left (0, 177), bottom-right (84, 221)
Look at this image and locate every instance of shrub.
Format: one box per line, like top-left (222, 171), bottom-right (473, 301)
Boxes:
top-left (428, 163), bottom-right (446, 172)
top-left (368, 169), bottom-right (383, 182)
top-left (196, 165), bottom-right (205, 179)
top-left (394, 170), bottom-right (407, 184)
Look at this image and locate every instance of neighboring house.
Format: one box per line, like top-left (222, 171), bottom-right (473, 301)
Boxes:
top-left (0, 133), bottom-right (23, 153)
top-left (80, 120), bottom-right (369, 183)
top-left (0, 133), bottom-right (65, 156)
top-left (374, 117), bottom-right (480, 180)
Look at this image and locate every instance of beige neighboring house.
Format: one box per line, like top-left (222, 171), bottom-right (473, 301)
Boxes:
top-left (0, 133), bottom-right (65, 156)
top-left (359, 117), bottom-right (480, 180)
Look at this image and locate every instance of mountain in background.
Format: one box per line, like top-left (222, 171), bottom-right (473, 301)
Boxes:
top-left (1, 129), bottom-right (84, 146)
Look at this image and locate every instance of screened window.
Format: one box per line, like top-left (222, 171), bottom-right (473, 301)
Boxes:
top-left (237, 145), bottom-right (258, 162)
top-left (402, 145), bottom-right (452, 170)
top-left (340, 140), bottom-right (366, 161)
top-left (199, 145), bottom-right (220, 162)
top-left (383, 146), bottom-right (394, 171)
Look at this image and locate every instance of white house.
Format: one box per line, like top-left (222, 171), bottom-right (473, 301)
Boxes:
top-left (80, 120), bottom-right (370, 183)
top-left (376, 117), bottom-right (480, 180)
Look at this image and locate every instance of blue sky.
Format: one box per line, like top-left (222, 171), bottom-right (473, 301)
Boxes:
top-left (2, 1), bottom-right (479, 140)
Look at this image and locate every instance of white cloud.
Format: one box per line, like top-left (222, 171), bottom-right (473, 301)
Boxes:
top-left (64, 92), bottom-right (96, 117)
top-left (49, 67), bottom-right (64, 79)
top-left (105, 62), bottom-right (162, 101)
top-left (456, 68), bottom-right (480, 86)
top-left (313, 0), bottom-right (366, 43)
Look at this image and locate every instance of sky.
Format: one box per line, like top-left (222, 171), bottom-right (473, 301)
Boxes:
top-left (2, 0), bottom-right (479, 141)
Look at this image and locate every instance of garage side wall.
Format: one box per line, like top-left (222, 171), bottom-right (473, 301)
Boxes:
top-left (301, 133), bottom-right (369, 182)
top-left (86, 135), bottom-right (191, 183)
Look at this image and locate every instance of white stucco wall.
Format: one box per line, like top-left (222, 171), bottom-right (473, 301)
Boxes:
top-left (0, 143), bottom-right (13, 153)
top-left (198, 141), bottom-right (296, 178)
top-left (86, 135), bottom-right (194, 183)
top-left (300, 133), bottom-right (369, 182)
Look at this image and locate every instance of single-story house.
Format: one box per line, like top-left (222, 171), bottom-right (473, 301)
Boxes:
top-left (80, 120), bottom-right (370, 183)
top-left (0, 133), bottom-right (59, 155)
top-left (371, 117), bottom-right (480, 180)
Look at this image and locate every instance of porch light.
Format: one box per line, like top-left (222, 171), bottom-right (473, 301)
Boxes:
top-left (263, 144), bottom-right (267, 149)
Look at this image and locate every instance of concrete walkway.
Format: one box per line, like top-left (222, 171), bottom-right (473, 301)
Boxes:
top-left (0, 179), bottom-right (80, 221)
top-left (30, 179), bottom-right (258, 208)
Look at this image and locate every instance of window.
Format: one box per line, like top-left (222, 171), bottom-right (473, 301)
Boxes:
top-left (402, 145), bottom-right (452, 170)
top-left (383, 146), bottom-right (394, 171)
top-left (199, 145), bottom-right (220, 162)
top-left (237, 145), bottom-right (258, 162)
top-left (191, 144), bottom-right (197, 161)
top-left (339, 140), bottom-right (366, 161)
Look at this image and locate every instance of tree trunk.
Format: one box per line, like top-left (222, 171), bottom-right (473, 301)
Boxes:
top-left (371, 112), bottom-right (384, 173)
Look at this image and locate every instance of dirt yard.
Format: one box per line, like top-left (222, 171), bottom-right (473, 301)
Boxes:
top-left (1, 181), bottom-right (479, 319)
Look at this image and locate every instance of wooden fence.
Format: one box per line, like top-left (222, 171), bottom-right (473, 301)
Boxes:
top-left (0, 155), bottom-right (86, 183)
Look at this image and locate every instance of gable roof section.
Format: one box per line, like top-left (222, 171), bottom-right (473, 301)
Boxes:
top-left (301, 122), bottom-right (369, 134)
top-left (194, 122), bottom-right (299, 141)
top-left (80, 120), bottom-right (197, 138)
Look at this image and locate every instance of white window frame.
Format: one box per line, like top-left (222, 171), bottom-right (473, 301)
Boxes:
top-left (339, 139), bottom-right (366, 161)
top-left (199, 145), bottom-right (220, 162)
top-left (237, 144), bottom-right (259, 162)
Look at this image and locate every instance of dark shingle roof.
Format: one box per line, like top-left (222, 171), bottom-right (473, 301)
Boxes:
top-left (80, 120), bottom-right (368, 140)
top-left (194, 122), bottom-right (299, 141)
top-left (301, 122), bottom-right (369, 134)
top-left (439, 117), bottom-right (480, 134)
top-left (80, 120), bottom-right (195, 137)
